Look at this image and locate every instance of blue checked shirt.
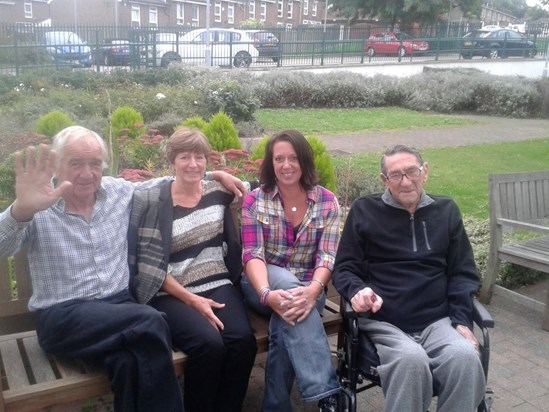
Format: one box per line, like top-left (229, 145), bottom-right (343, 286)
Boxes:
top-left (0, 176), bottom-right (166, 311)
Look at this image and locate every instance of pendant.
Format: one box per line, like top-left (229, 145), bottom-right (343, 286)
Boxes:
top-left (291, 206), bottom-right (297, 212)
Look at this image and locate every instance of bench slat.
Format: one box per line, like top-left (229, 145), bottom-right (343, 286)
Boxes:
top-left (21, 336), bottom-right (56, 384)
top-left (0, 340), bottom-right (29, 390)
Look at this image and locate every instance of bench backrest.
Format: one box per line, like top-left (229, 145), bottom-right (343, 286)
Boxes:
top-left (0, 247), bottom-right (32, 320)
top-left (489, 171), bottom-right (549, 224)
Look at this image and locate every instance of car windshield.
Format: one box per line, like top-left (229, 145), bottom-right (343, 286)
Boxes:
top-left (464, 30), bottom-right (492, 38)
top-left (45, 32), bottom-right (83, 45)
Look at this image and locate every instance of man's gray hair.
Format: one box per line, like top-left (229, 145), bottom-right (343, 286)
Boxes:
top-left (52, 126), bottom-right (109, 170)
top-left (381, 144), bottom-right (424, 174)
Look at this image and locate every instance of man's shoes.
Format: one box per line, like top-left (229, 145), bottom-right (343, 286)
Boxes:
top-left (318, 394), bottom-right (339, 412)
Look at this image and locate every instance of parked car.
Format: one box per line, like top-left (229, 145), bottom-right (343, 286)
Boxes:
top-left (365, 32), bottom-right (430, 57)
top-left (94, 39), bottom-right (131, 66)
top-left (460, 27), bottom-right (537, 59)
top-left (153, 28), bottom-right (258, 68)
top-left (42, 31), bottom-right (92, 67)
top-left (244, 30), bottom-right (280, 62)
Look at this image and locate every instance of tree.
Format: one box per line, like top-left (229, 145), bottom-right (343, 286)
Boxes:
top-left (331, 0), bottom-right (482, 27)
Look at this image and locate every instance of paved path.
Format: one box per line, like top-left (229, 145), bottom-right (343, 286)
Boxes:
top-left (317, 114), bottom-right (549, 154)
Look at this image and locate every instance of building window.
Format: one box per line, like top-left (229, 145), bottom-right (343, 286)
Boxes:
top-left (192, 5), bottom-right (199, 26)
top-left (215, 1), bottom-right (222, 22)
top-left (249, 1), bottom-right (255, 19)
top-left (312, 0), bottom-right (317, 17)
top-left (286, 23), bottom-right (292, 29)
top-left (277, 0), bottom-right (283, 18)
top-left (287, 1), bottom-right (293, 19)
top-left (176, 3), bottom-right (184, 25)
top-left (228, 3), bottom-right (234, 24)
top-left (131, 5), bottom-right (141, 27)
top-left (260, 2), bottom-right (266, 21)
top-left (24, 0), bottom-right (32, 18)
top-left (304, 0), bottom-right (308, 15)
top-left (149, 7), bottom-right (158, 27)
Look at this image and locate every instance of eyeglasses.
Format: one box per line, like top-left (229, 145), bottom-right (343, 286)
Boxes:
top-left (383, 166), bottom-right (423, 183)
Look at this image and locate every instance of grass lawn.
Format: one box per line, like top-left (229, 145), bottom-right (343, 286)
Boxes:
top-left (255, 107), bottom-right (548, 220)
top-left (332, 139), bottom-right (549, 219)
top-left (255, 107), bottom-right (473, 134)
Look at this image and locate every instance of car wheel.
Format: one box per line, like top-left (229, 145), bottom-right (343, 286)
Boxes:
top-left (367, 47), bottom-right (375, 57)
top-left (397, 46), bottom-right (406, 58)
top-left (461, 52), bottom-right (473, 59)
top-left (161, 52), bottom-right (181, 68)
top-left (526, 48), bottom-right (536, 58)
top-left (272, 57), bottom-right (279, 63)
top-left (488, 48), bottom-right (499, 59)
top-left (234, 51), bottom-right (252, 68)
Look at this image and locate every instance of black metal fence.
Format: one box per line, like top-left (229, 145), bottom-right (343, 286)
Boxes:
top-left (0, 21), bottom-right (547, 76)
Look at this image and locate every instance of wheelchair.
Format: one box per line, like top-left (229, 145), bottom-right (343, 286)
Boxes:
top-left (336, 299), bottom-right (495, 412)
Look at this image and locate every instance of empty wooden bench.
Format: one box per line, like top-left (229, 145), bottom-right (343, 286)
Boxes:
top-left (478, 171), bottom-right (549, 331)
top-left (0, 248), bottom-right (343, 411)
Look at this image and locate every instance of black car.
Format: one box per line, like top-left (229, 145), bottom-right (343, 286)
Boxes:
top-left (245, 30), bottom-right (280, 62)
top-left (94, 39), bottom-right (131, 66)
top-left (461, 27), bottom-right (537, 59)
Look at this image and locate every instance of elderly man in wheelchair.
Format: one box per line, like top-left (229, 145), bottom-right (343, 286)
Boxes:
top-left (332, 144), bottom-right (493, 412)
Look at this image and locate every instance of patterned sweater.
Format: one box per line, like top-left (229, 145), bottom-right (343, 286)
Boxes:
top-left (127, 180), bottom-right (242, 304)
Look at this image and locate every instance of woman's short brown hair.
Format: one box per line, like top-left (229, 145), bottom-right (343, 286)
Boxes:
top-left (166, 128), bottom-right (211, 164)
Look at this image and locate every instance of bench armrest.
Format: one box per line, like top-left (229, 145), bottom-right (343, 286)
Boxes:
top-left (497, 218), bottom-right (549, 235)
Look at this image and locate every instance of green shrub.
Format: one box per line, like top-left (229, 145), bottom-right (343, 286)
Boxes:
top-left (204, 112), bottom-right (241, 151)
top-left (110, 106), bottom-right (145, 140)
top-left (36, 110), bottom-right (76, 137)
top-left (307, 136), bottom-right (336, 193)
top-left (107, 106), bottom-right (145, 176)
top-left (0, 155), bottom-right (15, 211)
top-left (201, 79), bottom-right (258, 123)
top-left (179, 116), bottom-right (208, 132)
top-left (334, 159), bottom-right (384, 208)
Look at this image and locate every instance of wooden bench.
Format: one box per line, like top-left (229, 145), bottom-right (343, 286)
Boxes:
top-left (0, 248), bottom-right (343, 412)
top-left (478, 171), bottom-right (549, 331)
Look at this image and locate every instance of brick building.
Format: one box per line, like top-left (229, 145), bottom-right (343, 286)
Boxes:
top-left (0, 0), bottom-right (330, 28)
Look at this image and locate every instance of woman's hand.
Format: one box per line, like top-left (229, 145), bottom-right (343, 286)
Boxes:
top-left (188, 294), bottom-right (226, 331)
top-left (268, 285), bottom-right (320, 325)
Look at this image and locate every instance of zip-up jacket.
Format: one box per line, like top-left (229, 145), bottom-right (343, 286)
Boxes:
top-left (332, 190), bottom-right (479, 332)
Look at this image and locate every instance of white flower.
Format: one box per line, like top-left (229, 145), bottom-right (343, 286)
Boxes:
top-left (156, 93), bottom-right (166, 100)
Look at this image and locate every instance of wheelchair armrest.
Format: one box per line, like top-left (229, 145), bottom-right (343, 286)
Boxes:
top-left (344, 299), bottom-right (358, 319)
top-left (473, 299), bottom-right (494, 329)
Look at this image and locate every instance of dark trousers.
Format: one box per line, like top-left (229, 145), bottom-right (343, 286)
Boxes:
top-left (35, 290), bottom-right (184, 412)
top-left (151, 284), bottom-right (257, 412)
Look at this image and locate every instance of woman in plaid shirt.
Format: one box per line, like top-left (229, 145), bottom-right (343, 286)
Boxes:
top-left (241, 130), bottom-right (341, 412)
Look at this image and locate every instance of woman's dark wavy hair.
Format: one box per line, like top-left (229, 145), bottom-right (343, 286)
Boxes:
top-left (260, 129), bottom-right (319, 192)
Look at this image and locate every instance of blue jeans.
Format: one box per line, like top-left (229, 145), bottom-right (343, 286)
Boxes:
top-left (241, 265), bottom-right (340, 412)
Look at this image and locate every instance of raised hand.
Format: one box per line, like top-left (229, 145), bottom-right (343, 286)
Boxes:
top-left (11, 145), bottom-right (72, 222)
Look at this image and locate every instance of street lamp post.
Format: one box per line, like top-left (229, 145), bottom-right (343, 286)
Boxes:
top-left (205, 0), bottom-right (211, 66)
top-left (73, 0), bottom-right (77, 33)
top-left (323, 1), bottom-right (333, 33)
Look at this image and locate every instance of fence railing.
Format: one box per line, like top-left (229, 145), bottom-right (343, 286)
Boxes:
top-left (0, 22), bottom-right (547, 76)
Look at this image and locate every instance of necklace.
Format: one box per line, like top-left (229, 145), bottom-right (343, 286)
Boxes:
top-left (291, 206), bottom-right (297, 212)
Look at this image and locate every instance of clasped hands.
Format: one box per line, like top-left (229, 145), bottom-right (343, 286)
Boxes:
top-left (269, 286), bottom-right (318, 326)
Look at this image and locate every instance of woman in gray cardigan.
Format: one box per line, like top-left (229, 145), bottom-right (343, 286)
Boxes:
top-left (127, 128), bottom-right (257, 412)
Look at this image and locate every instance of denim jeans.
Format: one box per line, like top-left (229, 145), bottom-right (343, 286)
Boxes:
top-left (241, 265), bottom-right (340, 411)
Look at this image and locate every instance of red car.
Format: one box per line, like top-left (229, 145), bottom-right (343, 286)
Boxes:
top-left (365, 32), bottom-right (429, 57)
